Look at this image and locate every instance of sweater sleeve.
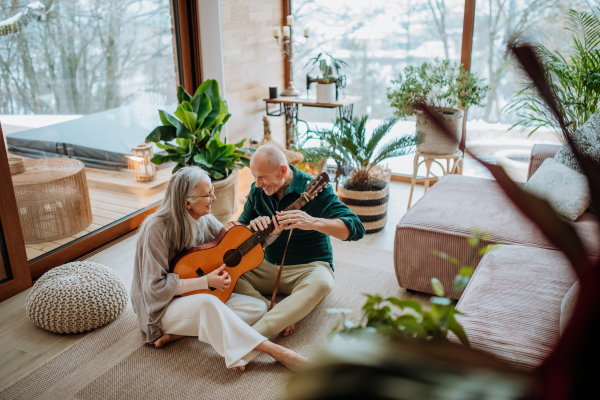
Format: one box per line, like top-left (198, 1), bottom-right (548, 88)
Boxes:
top-left (311, 184), bottom-right (365, 241)
top-left (130, 220), bottom-right (180, 343)
top-left (174, 276), bottom-right (209, 296)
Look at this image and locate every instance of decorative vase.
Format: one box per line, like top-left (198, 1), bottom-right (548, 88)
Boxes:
top-left (211, 169), bottom-right (239, 224)
top-left (415, 107), bottom-right (463, 155)
top-left (316, 83), bottom-right (336, 103)
top-left (337, 178), bottom-right (389, 234)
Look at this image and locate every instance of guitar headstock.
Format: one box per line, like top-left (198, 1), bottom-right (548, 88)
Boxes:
top-left (304, 172), bottom-right (330, 200)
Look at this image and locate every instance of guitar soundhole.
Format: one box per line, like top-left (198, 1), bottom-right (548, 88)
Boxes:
top-left (223, 249), bottom-right (242, 268)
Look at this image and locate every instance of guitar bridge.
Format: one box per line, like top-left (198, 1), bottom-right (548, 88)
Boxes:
top-left (195, 267), bottom-right (217, 291)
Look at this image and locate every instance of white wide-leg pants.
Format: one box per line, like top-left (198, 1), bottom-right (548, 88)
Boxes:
top-left (160, 293), bottom-right (268, 368)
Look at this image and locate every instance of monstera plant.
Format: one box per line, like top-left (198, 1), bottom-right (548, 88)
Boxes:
top-left (145, 79), bottom-right (254, 223)
top-left (145, 79), bottom-right (253, 180)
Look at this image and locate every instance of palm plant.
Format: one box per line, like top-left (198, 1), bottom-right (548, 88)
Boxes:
top-left (304, 116), bottom-right (415, 191)
top-left (505, 9), bottom-right (600, 141)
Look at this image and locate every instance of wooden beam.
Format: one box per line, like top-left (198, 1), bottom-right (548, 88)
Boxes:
top-left (459, 0), bottom-right (476, 153)
top-left (0, 124), bottom-right (32, 302)
top-left (29, 202), bottom-right (161, 279)
top-left (174, 0), bottom-right (203, 93)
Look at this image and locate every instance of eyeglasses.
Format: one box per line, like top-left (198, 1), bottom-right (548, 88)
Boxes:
top-left (188, 186), bottom-right (215, 200)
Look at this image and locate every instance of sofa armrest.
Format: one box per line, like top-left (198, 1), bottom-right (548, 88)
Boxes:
top-left (527, 144), bottom-right (561, 181)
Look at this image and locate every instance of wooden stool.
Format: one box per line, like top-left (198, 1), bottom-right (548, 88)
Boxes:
top-left (11, 158), bottom-right (93, 243)
top-left (407, 150), bottom-right (463, 209)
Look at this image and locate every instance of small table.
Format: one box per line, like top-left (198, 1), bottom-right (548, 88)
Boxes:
top-left (407, 150), bottom-right (463, 209)
top-left (264, 95), bottom-right (362, 149)
top-left (11, 158), bottom-right (93, 243)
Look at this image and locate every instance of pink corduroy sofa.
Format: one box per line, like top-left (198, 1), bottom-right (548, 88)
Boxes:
top-left (394, 144), bottom-right (600, 370)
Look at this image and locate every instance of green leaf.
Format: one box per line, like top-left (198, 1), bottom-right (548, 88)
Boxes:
top-left (431, 278), bottom-right (445, 297)
top-left (453, 275), bottom-right (470, 293)
top-left (386, 298), bottom-right (423, 314)
top-left (174, 102), bottom-right (197, 132)
top-left (158, 110), bottom-right (173, 126)
top-left (155, 142), bottom-right (178, 151)
top-left (194, 154), bottom-right (213, 168)
top-left (192, 93), bottom-right (212, 127)
top-left (467, 235), bottom-right (480, 248)
top-left (430, 296), bottom-right (452, 306)
top-left (210, 170), bottom-right (225, 180)
top-left (193, 80), bottom-right (212, 97)
top-left (395, 315), bottom-right (427, 337)
top-left (172, 163), bottom-right (183, 173)
top-left (448, 313), bottom-right (470, 347)
top-left (151, 154), bottom-right (176, 165)
top-left (233, 138), bottom-right (246, 148)
top-left (459, 266), bottom-right (473, 277)
top-left (200, 81), bottom-right (227, 129)
top-left (177, 86), bottom-right (192, 104)
top-left (239, 156), bottom-right (251, 167)
top-left (208, 139), bottom-right (221, 161)
top-left (146, 125), bottom-right (176, 143)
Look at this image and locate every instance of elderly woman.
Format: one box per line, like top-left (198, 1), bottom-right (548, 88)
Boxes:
top-left (131, 166), bottom-right (309, 372)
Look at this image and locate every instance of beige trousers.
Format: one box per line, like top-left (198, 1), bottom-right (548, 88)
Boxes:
top-left (233, 259), bottom-right (335, 336)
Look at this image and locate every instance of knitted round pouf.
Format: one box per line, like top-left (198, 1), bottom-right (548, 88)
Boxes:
top-left (26, 261), bottom-right (128, 333)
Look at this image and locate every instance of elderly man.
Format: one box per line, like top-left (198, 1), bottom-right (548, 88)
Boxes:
top-left (235, 145), bottom-right (365, 337)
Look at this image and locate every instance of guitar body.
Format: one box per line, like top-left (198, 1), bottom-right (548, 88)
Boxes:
top-left (171, 222), bottom-right (265, 303)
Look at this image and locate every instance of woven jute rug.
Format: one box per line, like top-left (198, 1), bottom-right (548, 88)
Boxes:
top-left (0, 240), bottom-right (411, 400)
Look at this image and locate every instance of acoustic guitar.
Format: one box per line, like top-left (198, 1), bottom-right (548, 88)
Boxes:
top-left (170, 172), bottom-right (331, 303)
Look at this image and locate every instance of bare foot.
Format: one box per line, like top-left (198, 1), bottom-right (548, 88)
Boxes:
top-left (277, 349), bottom-right (312, 372)
top-left (154, 333), bottom-right (186, 348)
top-left (283, 324), bottom-right (295, 337)
top-left (230, 366), bottom-right (246, 371)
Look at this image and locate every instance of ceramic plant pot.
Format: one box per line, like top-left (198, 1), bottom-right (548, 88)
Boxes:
top-left (415, 107), bottom-right (463, 155)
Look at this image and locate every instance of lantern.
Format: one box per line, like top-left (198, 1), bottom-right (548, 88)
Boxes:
top-left (128, 143), bottom-right (156, 182)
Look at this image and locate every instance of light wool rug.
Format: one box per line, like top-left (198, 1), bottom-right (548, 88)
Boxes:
top-left (0, 240), bottom-right (412, 400)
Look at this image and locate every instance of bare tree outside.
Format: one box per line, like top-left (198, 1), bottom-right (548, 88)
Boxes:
top-left (0, 0), bottom-right (177, 116)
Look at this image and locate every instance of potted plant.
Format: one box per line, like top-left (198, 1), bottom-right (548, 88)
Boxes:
top-left (387, 59), bottom-right (489, 155)
top-left (145, 79), bottom-right (255, 223)
top-left (305, 52), bottom-right (348, 103)
top-left (305, 116), bottom-right (414, 233)
top-left (505, 9), bottom-right (600, 141)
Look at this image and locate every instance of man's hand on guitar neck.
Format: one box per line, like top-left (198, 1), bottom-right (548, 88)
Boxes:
top-left (276, 210), bottom-right (351, 241)
top-left (248, 216), bottom-right (284, 236)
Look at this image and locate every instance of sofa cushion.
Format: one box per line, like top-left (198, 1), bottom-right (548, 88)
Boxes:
top-left (524, 159), bottom-right (591, 221)
top-left (455, 245), bottom-right (577, 371)
top-left (554, 112), bottom-right (600, 173)
top-left (394, 175), bottom-right (599, 298)
top-left (560, 281), bottom-right (579, 335)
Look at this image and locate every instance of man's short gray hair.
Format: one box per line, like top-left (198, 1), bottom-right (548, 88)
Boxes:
top-left (251, 145), bottom-right (288, 169)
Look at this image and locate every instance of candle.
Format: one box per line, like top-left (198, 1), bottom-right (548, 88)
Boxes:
top-left (287, 15), bottom-right (294, 25)
top-left (283, 26), bottom-right (290, 37)
top-left (304, 27), bottom-right (310, 37)
top-left (273, 27), bottom-right (280, 38)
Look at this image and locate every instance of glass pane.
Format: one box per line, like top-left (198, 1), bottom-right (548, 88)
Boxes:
top-left (292, 0), bottom-right (465, 175)
top-left (466, 0), bottom-right (596, 181)
top-left (1, 1), bottom-right (177, 260)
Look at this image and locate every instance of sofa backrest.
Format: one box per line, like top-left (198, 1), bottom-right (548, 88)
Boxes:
top-left (527, 144), bottom-right (561, 181)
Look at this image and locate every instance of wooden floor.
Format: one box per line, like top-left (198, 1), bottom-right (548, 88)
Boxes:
top-left (0, 180), bottom-right (426, 391)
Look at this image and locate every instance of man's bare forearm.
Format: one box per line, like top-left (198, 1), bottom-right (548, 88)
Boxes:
top-left (312, 218), bottom-right (350, 241)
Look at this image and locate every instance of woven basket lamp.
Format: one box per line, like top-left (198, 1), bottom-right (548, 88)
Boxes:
top-left (11, 158), bottom-right (93, 243)
top-left (128, 143), bottom-right (156, 182)
top-left (8, 157), bottom-right (25, 175)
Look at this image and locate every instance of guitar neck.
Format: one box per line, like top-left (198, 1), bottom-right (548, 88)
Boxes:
top-left (237, 195), bottom-right (308, 256)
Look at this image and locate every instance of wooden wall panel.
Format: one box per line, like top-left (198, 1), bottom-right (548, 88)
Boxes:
top-left (220, 0), bottom-right (286, 148)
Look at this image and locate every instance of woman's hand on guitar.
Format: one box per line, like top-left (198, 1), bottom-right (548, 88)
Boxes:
top-left (206, 265), bottom-right (231, 292)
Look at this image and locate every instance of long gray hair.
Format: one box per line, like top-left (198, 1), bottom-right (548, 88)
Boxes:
top-left (137, 166), bottom-right (220, 254)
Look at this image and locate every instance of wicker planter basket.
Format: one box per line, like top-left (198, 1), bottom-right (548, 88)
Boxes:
top-left (211, 169), bottom-right (239, 224)
top-left (415, 107), bottom-right (463, 155)
top-left (337, 178), bottom-right (389, 234)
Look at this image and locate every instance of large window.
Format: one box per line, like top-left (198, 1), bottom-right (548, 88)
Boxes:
top-left (292, 0), bottom-right (465, 175)
top-left (1, 0), bottom-right (177, 261)
top-left (292, 0), bottom-right (599, 179)
top-left (466, 0), bottom-right (596, 181)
